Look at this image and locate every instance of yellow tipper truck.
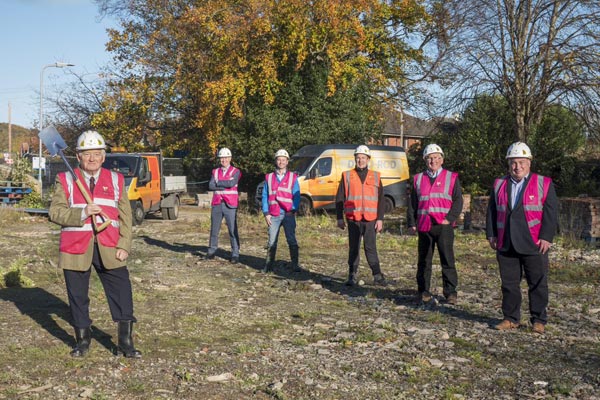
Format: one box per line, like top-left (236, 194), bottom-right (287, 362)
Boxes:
top-left (257, 144), bottom-right (409, 215)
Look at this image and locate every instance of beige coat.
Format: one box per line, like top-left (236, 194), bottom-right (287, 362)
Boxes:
top-left (49, 168), bottom-right (132, 271)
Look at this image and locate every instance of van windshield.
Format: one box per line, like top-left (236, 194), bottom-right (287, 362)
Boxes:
top-left (103, 155), bottom-right (140, 186)
top-left (289, 157), bottom-right (314, 176)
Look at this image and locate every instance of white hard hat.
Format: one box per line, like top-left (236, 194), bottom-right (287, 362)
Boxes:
top-left (274, 149), bottom-right (290, 159)
top-left (423, 143), bottom-right (444, 159)
top-left (76, 130), bottom-right (106, 151)
top-left (217, 147), bottom-right (232, 158)
top-left (354, 145), bottom-right (371, 157)
top-left (506, 142), bottom-right (532, 159)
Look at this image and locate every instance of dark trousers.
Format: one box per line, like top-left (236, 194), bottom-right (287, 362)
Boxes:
top-left (208, 202), bottom-right (240, 257)
top-left (63, 244), bottom-right (136, 328)
top-left (347, 219), bottom-right (381, 276)
top-left (417, 224), bottom-right (458, 297)
top-left (497, 246), bottom-right (549, 324)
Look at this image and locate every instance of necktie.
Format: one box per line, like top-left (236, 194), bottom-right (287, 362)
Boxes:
top-left (89, 177), bottom-right (95, 193)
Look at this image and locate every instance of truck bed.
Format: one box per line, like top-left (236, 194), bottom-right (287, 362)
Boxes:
top-left (163, 176), bottom-right (187, 193)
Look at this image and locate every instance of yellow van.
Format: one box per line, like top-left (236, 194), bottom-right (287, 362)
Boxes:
top-left (257, 144), bottom-right (409, 215)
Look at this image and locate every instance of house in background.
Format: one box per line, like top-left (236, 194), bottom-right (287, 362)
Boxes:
top-left (380, 108), bottom-right (442, 149)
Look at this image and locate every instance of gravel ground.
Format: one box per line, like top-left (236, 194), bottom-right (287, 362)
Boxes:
top-left (0, 206), bottom-right (598, 400)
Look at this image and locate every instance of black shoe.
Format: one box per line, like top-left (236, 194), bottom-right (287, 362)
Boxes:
top-left (230, 257), bottom-right (239, 264)
top-left (70, 327), bottom-right (91, 357)
top-left (373, 273), bottom-right (387, 286)
top-left (117, 321), bottom-right (142, 358)
top-left (420, 291), bottom-right (433, 303)
top-left (203, 253), bottom-right (215, 260)
top-left (445, 293), bottom-right (458, 305)
top-left (345, 276), bottom-right (358, 286)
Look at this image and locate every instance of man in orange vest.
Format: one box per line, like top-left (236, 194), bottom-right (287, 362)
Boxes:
top-left (336, 145), bottom-right (387, 286)
top-left (49, 131), bottom-right (141, 358)
top-left (486, 142), bottom-right (558, 334)
top-left (204, 147), bottom-right (241, 263)
top-left (407, 144), bottom-right (463, 305)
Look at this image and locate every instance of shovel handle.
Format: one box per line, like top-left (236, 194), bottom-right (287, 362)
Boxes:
top-left (73, 178), bottom-right (112, 233)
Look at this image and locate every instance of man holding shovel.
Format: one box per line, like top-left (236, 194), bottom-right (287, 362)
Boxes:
top-left (49, 130), bottom-right (141, 358)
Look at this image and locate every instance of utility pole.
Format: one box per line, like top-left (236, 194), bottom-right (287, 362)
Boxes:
top-left (8, 102), bottom-right (12, 155)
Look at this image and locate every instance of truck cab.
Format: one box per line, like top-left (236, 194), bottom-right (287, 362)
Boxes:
top-left (103, 153), bottom-right (186, 225)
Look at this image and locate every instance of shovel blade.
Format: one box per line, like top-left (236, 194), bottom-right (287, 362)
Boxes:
top-left (38, 126), bottom-right (68, 156)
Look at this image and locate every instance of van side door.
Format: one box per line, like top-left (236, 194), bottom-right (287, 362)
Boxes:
top-left (306, 157), bottom-right (337, 209)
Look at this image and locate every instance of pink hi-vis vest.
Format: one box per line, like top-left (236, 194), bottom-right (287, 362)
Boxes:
top-left (266, 171), bottom-right (297, 216)
top-left (493, 173), bottom-right (551, 249)
top-left (414, 169), bottom-right (457, 232)
top-left (211, 166), bottom-right (240, 207)
top-left (58, 168), bottom-right (122, 254)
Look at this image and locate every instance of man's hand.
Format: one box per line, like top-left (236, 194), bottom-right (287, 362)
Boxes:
top-left (265, 214), bottom-right (272, 227)
top-left (375, 220), bottom-right (383, 233)
top-left (408, 226), bottom-right (416, 235)
top-left (116, 249), bottom-right (129, 262)
top-left (84, 203), bottom-right (102, 218)
top-left (337, 219), bottom-right (346, 230)
top-left (537, 239), bottom-right (552, 254)
top-left (488, 237), bottom-right (497, 250)
top-left (441, 218), bottom-right (450, 225)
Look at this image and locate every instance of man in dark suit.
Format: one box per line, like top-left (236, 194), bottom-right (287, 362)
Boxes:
top-left (486, 142), bottom-right (558, 334)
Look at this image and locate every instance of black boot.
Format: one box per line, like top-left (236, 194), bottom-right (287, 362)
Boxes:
top-left (262, 246), bottom-right (277, 273)
top-left (289, 245), bottom-right (301, 272)
top-left (117, 321), bottom-right (142, 358)
top-left (345, 265), bottom-right (358, 286)
top-left (70, 327), bottom-right (91, 357)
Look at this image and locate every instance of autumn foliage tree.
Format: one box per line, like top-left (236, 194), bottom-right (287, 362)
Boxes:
top-left (93, 0), bottom-right (431, 160)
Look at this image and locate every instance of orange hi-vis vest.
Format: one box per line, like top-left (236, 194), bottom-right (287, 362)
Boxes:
top-left (343, 169), bottom-right (380, 221)
top-left (57, 168), bottom-right (122, 254)
top-left (211, 166), bottom-right (240, 207)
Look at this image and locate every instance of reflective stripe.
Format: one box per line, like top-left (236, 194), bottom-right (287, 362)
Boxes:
top-left (494, 174), bottom-right (551, 249)
top-left (414, 169), bottom-right (457, 232)
top-left (343, 169), bottom-right (379, 221)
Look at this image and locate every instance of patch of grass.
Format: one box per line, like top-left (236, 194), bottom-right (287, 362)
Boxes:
top-left (2, 258), bottom-right (35, 288)
top-left (234, 343), bottom-right (257, 354)
top-left (371, 370), bottom-right (386, 382)
top-left (494, 376), bottom-right (516, 390)
top-left (443, 384), bottom-right (470, 400)
top-left (550, 380), bottom-right (573, 396)
top-left (449, 337), bottom-right (477, 350)
top-left (125, 379), bottom-right (146, 393)
top-left (291, 337), bottom-right (309, 346)
top-left (425, 311), bottom-right (448, 325)
top-left (464, 350), bottom-right (489, 368)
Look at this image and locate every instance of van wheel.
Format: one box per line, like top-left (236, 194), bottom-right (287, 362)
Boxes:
top-left (299, 196), bottom-right (313, 216)
top-left (132, 201), bottom-right (145, 226)
top-left (383, 196), bottom-right (394, 215)
top-left (162, 197), bottom-right (180, 220)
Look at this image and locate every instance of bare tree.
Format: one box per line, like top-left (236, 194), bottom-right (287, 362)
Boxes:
top-left (437, 0), bottom-right (600, 141)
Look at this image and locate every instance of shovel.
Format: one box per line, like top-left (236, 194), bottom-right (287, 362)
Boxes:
top-left (38, 126), bottom-right (112, 232)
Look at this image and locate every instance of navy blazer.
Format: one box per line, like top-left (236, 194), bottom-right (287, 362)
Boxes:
top-left (486, 174), bottom-right (558, 255)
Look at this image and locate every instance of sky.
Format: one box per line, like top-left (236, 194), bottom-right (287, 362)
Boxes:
top-left (0, 0), bottom-right (117, 129)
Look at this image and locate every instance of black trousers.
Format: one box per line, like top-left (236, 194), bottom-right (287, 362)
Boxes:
top-left (63, 244), bottom-right (136, 328)
top-left (417, 224), bottom-right (458, 297)
top-left (347, 219), bottom-right (381, 276)
top-left (497, 246), bottom-right (549, 325)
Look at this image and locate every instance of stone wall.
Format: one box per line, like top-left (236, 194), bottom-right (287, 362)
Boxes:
top-left (468, 195), bottom-right (600, 244)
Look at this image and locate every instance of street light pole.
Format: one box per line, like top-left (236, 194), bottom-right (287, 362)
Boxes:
top-left (39, 62), bottom-right (75, 197)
